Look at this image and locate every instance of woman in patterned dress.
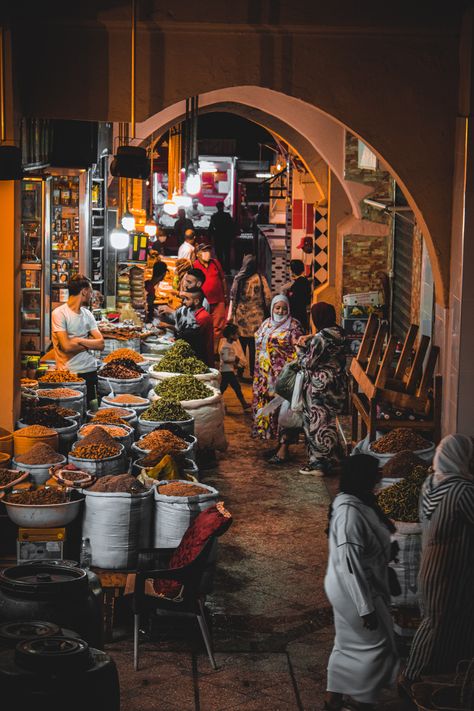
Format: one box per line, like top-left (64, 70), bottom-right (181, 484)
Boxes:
top-left (399, 434), bottom-right (474, 695)
top-left (229, 255), bottom-right (271, 378)
top-left (252, 294), bottom-right (304, 440)
top-left (297, 302), bottom-right (347, 475)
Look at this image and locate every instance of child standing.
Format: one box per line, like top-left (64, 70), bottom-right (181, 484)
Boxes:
top-left (219, 324), bottom-right (250, 411)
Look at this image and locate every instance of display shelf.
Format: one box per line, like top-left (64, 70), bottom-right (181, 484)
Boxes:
top-left (21, 288), bottom-right (41, 292)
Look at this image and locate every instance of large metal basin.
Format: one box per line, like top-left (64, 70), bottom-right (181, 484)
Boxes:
top-left (3, 496), bottom-right (83, 528)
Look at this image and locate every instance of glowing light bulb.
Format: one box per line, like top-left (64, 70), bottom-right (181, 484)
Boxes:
top-left (110, 226), bottom-right (130, 250)
top-left (163, 198), bottom-right (178, 216)
top-left (185, 171), bottom-right (201, 196)
top-left (144, 217), bottom-right (157, 237)
top-left (121, 210), bottom-right (135, 232)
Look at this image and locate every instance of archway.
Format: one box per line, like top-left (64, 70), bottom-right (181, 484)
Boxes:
top-left (133, 86), bottom-right (446, 305)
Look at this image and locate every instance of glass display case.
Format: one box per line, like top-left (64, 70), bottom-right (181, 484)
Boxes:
top-left (20, 178), bottom-right (44, 355)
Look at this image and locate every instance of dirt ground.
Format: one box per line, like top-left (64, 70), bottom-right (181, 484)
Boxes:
top-left (108, 385), bottom-right (408, 711)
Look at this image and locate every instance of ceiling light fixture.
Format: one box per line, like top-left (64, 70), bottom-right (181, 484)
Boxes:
top-left (110, 225), bottom-right (130, 250)
top-left (121, 207), bottom-right (135, 232)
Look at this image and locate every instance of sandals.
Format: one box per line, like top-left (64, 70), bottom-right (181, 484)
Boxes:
top-left (268, 454), bottom-right (289, 465)
top-left (299, 464), bottom-right (326, 475)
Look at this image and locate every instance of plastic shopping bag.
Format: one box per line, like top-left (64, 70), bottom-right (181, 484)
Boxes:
top-left (290, 371), bottom-right (304, 412)
top-left (278, 400), bottom-right (303, 429)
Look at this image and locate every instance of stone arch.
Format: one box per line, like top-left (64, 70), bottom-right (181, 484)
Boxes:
top-left (134, 87), bottom-right (446, 305)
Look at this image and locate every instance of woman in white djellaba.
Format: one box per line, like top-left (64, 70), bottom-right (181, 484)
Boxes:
top-left (324, 454), bottom-right (399, 710)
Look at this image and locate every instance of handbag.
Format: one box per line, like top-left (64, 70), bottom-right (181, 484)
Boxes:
top-left (275, 361), bottom-right (300, 402)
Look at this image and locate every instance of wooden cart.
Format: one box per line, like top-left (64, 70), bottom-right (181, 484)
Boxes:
top-left (350, 315), bottom-right (442, 448)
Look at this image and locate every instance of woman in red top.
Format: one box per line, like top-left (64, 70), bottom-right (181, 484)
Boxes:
top-left (193, 244), bottom-right (228, 350)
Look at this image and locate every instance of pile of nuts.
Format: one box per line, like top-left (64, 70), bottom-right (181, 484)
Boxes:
top-left (7, 489), bottom-right (68, 505)
top-left (99, 362), bottom-right (141, 379)
top-left (73, 442), bottom-right (120, 459)
top-left (371, 428), bottom-right (431, 454)
top-left (104, 348), bottom-right (145, 363)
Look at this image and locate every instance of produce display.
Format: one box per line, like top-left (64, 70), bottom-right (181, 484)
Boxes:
top-left (80, 424), bottom-right (128, 438)
top-left (155, 341), bottom-right (209, 375)
top-left (6, 489), bottom-right (68, 505)
top-left (38, 370), bottom-right (83, 383)
top-left (99, 362), bottom-right (141, 379)
top-left (370, 428), bottom-right (431, 454)
top-left (377, 464), bottom-right (429, 522)
top-left (15, 424), bottom-right (57, 437)
top-left (92, 407), bottom-right (133, 419)
top-left (38, 388), bottom-right (82, 399)
top-left (73, 443), bottom-right (120, 460)
top-left (20, 378), bottom-right (38, 388)
top-left (107, 394), bottom-right (148, 405)
top-left (138, 430), bottom-right (187, 452)
top-left (104, 348), bottom-right (145, 364)
top-left (0, 470), bottom-right (27, 487)
top-left (57, 407), bottom-right (78, 418)
top-left (90, 412), bottom-right (128, 426)
top-left (142, 400), bottom-right (191, 422)
top-left (89, 473), bottom-right (147, 493)
top-left (382, 450), bottom-right (426, 478)
top-left (51, 464), bottom-right (92, 485)
top-left (23, 405), bottom-right (71, 429)
top-left (104, 358), bottom-right (142, 373)
top-left (154, 375), bottom-right (213, 401)
top-left (158, 482), bottom-right (208, 497)
top-left (15, 443), bottom-right (64, 465)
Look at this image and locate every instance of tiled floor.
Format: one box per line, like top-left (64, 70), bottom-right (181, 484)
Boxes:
top-left (109, 385), bottom-right (407, 710)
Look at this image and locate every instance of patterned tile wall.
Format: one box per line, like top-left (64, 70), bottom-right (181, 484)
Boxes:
top-left (314, 206), bottom-right (329, 287)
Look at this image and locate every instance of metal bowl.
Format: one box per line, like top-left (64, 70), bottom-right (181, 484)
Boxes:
top-left (3, 496), bottom-right (83, 528)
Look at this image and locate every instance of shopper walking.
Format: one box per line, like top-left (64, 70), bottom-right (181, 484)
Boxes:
top-left (282, 259), bottom-right (312, 332)
top-left (218, 323), bottom-right (250, 411)
top-left (51, 274), bottom-right (105, 405)
top-left (193, 243), bottom-right (228, 351)
top-left (173, 208), bottom-right (193, 246)
top-left (325, 454), bottom-right (398, 711)
top-left (297, 302), bottom-right (347, 475)
top-left (229, 254), bottom-right (271, 378)
top-left (208, 201), bottom-right (236, 273)
top-left (252, 294), bottom-right (303, 439)
top-left (144, 260), bottom-right (168, 323)
top-left (399, 434), bottom-right (474, 693)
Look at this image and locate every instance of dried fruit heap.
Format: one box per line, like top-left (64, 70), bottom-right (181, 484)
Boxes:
top-left (99, 362), bottom-right (141, 379)
top-left (377, 464), bottom-right (429, 522)
top-left (381, 450), bottom-right (426, 478)
top-left (371, 428), bottom-right (431, 454)
top-left (0, 470), bottom-right (26, 487)
top-left (104, 348), bottom-right (144, 363)
top-left (39, 370), bottom-right (83, 383)
top-left (7, 489), bottom-right (68, 505)
top-left (73, 426), bottom-right (121, 459)
top-left (154, 375), bottom-right (213, 401)
top-left (142, 400), bottom-right (191, 422)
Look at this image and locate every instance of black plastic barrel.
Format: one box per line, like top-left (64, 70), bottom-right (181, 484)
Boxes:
top-left (0, 636), bottom-right (120, 711)
top-left (0, 564), bottom-right (103, 649)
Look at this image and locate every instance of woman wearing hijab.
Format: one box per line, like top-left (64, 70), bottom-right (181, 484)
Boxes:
top-left (296, 302), bottom-right (347, 475)
top-left (252, 294), bottom-right (304, 439)
top-left (399, 434), bottom-right (474, 695)
top-left (325, 454), bottom-right (399, 711)
top-left (229, 254), bottom-right (271, 378)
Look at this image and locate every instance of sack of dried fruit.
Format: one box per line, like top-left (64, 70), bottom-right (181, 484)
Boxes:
top-left (353, 429), bottom-right (435, 468)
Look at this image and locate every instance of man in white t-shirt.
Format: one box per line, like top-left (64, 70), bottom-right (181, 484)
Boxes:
top-left (177, 229), bottom-right (196, 261)
top-left (51, 274), bottom-right (105, 405)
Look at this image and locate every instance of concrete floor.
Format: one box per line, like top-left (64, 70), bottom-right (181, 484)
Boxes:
top-left (109, 385), bottom-right (407, 710)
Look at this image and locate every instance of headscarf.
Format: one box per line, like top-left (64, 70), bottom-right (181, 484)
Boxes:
top-left (421, 434), bottom-right (474, 520)
top-left (311, 302), bottom-right (336, 331)
top-left (230, 255), bottom-right (257, 303)
top-left (258, 294), bottom-right (292, 353)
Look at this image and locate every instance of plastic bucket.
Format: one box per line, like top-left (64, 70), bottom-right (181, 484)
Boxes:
top-left (77, 423), bottom-right (134, 453)
top-left (137, 415), bottom-right (194, 438)
top-left (68, 446), bottom-right (126, 478)
top-left (12, 454), bottom-right (67, 485)
top-left (97, 374), bottom-right (145, 397)
top-left (36, 389), bottom-right (85, 418)
top-left (13, 429), bottom-right (59, 457)
top-left (0, 429), bottom-right (13, 456)
top-left (16, 418), bottom-right (79, 457)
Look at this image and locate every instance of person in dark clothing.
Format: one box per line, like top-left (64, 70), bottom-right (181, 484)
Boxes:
top-left (284, 259), bottom-right (312, 332)
top-left (208, 201), bottom-right (236, 273)
top-left (144, 260), bottom-right (168, 323)
top-left (173, 208), bottom-right (194, 246)
top-left (158, 287), bottom-right (214, 367)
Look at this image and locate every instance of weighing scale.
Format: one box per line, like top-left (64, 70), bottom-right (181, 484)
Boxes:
top-left (17, 528), bottom-right (66, 563)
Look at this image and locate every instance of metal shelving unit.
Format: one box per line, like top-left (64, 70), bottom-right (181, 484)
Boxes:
top-left (90, 154), bottom-right (108, 293)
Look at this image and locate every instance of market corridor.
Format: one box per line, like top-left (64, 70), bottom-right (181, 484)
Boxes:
top-left (109, 387), bottom-right (402, 711)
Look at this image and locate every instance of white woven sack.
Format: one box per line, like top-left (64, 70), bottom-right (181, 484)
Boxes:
top-left (390, 521), bottom-right (422, 607)
top-left (149, 386), bottom-right (227, 451)
top-left (149, 368), bottom-right (220, 389)
top-left (82, 489), bottom-right (153, 569)
top-left (152, 480), bottom-right (219, 548)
